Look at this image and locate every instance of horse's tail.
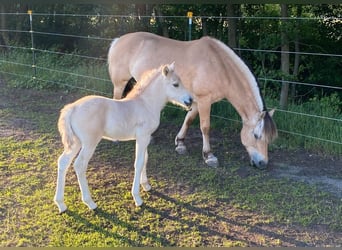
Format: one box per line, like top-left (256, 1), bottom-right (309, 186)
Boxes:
top-left (58, 104), bottom-right (78, 152)
top-left (108, 37), bottom-right (120, 81)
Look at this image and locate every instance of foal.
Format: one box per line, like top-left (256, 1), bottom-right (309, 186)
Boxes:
top-left (54, 63), bottom-right (192, 213)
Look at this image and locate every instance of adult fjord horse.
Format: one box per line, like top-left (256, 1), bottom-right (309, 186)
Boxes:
top-left (54, 63), bottom-right (192, 213)
top-left (108, 32), bottom-right (277, 169)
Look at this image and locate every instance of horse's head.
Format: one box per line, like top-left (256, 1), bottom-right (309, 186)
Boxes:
top-left (162, 62), bottom-right (193, 110)
top-left (240, 109), bottom-right (277, 169)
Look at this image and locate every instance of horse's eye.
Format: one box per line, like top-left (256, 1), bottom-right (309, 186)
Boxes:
top-left (173, 83), bottom-right (179, 87)
top-left (254, 133), bottom-right (261, 140)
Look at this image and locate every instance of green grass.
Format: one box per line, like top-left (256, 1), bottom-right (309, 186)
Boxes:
top-left (0, 83), bottom-right (341, 246)
top-left (0, 51), bottom-right (341, 246)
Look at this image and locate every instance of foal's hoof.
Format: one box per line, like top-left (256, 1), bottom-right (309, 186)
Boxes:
top-left (175, 145), bottom-right (187, 155)
top-left (142, 183), bottom-right (152, 192)
top-left (55, 201), bottom-right (67, 214)
top-left (204, 153), bottom-right (219, 168)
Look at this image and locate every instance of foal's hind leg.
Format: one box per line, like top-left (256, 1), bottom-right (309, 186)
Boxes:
top-left (73, 143), bottom-right (98, 210)
top-left (54, 144), bottom-right (81, 213)
top-left (175, 103), bottom-right (198, 154)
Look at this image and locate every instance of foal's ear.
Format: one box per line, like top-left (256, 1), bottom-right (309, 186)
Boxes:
top-left (162, 62), bottom-right (175, 76)
top-left (162, 65), bottom-right (170, 76)
top-left (169, 61), bottom-right (175, 71)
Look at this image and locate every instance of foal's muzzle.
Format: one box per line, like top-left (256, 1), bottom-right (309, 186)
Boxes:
top-left (184, 97), bottom-right (193, 109)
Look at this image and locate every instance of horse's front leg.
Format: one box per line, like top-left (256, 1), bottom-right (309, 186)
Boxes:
top-left (140, 150), bottom-right (151, 192)
top-left (198, 100), bottom-right (219, 168)
top-left (175, 103), bottom-right (198, 154)
top-left (132, 137), bottom-right (150, 206)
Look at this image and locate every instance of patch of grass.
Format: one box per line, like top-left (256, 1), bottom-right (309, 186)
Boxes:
top-left (0, 80), bottom-right (341, 247)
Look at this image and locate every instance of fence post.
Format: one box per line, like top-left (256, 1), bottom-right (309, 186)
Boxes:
top-left (28, 9), bottom-right (37, 79)
top-left (187, 11), bottom-right (193, 41)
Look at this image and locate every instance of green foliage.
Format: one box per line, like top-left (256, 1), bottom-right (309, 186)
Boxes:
top-left (1, 50), bottom-right (111, 93)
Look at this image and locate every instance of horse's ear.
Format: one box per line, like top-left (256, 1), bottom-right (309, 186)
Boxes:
top-left (169, 61), bottom-right (175, 71)
top-left (260, 111), bottom-right (266, 120)
top-left (162, 65), bottom-right (170, 76)
top-left (268, 108), bottom-right (275, 117)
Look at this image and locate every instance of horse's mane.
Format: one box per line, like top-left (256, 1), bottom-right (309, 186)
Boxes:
top-left (264, 111), bottom-right (278, 143)
top-left (210, 37), bottom-right (265, 112)
top-left (124, 67), bottom-right (161, 99)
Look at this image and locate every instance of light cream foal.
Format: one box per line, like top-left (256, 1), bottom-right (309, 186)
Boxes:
top-left (54, 62), bottom-right (192, 213)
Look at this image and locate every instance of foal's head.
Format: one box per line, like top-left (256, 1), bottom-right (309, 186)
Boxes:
top-left (240, 109), bottom-right (277, 169)
top-left (161, 62), bottom-right (193, 110)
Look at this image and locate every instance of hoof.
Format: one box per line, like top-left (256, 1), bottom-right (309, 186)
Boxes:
top-left (175, 137), bottom-right (187, 155)
top-left (142, 183), bottom-right (152, 192)
top-left (204, 153), bottom-right (219, 168)
top-left (175, 145), bottom-right (187, 155)
top-left (84, 200), bottom-right (98, 210)
top-left (55, 201), bottom-right (67, 214)
top-left (135, 199), bottom-right (143, 207)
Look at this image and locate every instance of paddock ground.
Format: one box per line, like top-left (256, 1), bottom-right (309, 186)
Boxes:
top-left (0, 79), bottom-right (341, 247)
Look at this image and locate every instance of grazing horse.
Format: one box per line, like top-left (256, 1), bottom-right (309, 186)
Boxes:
top-left (108, 32), bottom-right (277, 169)
top-left (54, 63), bottom-right (193, 213)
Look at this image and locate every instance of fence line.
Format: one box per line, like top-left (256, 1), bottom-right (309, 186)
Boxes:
top-left (2, 11), bottom-right (342, 21)
top-left (1, 11), bottom-right (341, 150)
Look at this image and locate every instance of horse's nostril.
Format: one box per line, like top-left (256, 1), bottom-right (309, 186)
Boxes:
top-left (251, 159), bottom-right (267, 170)
top-left (185, 97), bottom-right (193, 106)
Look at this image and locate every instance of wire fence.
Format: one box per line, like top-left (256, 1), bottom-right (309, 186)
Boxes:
top-left (0, 10), bottom-right (341, 153)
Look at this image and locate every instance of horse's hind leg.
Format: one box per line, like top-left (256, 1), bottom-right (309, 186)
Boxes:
top-left (113, 80), bottom-right (127, 99)
top-left (175, 103), bottom-right (198, 154)
top-left (73, 143), bottom-right (98, 210)
top-left (54, 144), bottom-right (81, 213)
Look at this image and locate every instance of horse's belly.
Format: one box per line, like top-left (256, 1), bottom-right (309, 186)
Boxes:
top-left (103, 127), bottom-right (136, 141)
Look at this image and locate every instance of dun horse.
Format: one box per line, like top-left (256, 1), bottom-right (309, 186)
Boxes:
top-left (54, 63), bottom-right (193, 213)
top-left (108, 32), bottom-right (277, 169)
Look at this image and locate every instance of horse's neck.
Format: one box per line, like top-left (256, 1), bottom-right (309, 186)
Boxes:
top-left (138, 78), bottom-right (167, 116)
top-left (228, 79), bottom-right (264, 124)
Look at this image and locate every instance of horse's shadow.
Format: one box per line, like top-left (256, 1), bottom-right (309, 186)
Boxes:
top-left (66, 190), bottom-right (309, 247)
top-left (147, 190), bottom-right (310, 247)
top-left (65, 206), bottom-right (172, 246)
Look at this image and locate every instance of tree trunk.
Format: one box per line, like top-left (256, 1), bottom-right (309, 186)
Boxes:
top-left (155, 5), bottom-right (169, 37)
top-left (279, 4), bottom-right (290, 109)
top-left (291, 5), bottom-right (302, 101)
top-left (0, 4), bottom-right (9, 50)
top-left (226, 4), bottom-right (238, 48)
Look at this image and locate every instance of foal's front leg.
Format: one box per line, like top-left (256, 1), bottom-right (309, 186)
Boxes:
top-left (140, 150), bottom-right (151, 192)
top-left (132, 137), bottom-right (150, 206)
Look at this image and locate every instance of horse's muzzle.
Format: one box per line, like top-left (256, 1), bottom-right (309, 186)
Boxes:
top-left (184, 97), bottom-right (193, 110)
top-left (251, 159), bottom-right (267, 170)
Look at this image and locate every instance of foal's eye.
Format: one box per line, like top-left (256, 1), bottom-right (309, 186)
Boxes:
top-left (173, 83), bottom-right (179, 87)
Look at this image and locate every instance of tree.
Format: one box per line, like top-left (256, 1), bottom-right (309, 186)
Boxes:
top-left (279, 4), bottom-right (290, 109)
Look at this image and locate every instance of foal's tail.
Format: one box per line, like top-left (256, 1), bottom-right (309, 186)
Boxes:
top-left (58, 104), bottom-right (77, 152)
